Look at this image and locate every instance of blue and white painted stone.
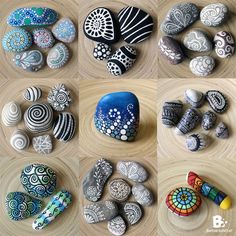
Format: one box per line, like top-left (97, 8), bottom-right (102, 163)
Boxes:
top-left (33, 28), bottom-right (55, 49)
top-left (94, 92), bottom-right (139, 142)
top-left (23, 86), bottom-right (42, 102)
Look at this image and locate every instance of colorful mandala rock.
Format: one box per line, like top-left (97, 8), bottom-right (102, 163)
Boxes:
top-left (33, 28), bottom-right (55, 49)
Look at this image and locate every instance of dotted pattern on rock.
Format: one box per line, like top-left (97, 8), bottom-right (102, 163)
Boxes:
top-left (93, 43), bottom-right (112, 61)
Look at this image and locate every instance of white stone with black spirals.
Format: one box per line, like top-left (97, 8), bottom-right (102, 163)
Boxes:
top-left (10, 129), bottom-right (30, 152)
top-left (23, 86), bottom-right (42, 102)
top-left (2, 101), bottom-right (22, 126)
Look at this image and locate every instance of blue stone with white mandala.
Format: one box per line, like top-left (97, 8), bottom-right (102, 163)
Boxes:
top-left (94, 92), bottom-right (140, 142)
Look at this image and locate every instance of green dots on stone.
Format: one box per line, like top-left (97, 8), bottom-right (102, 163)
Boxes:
top-left (24, 18), bottom-right (31, 25)
top-left (36, 8), bottom-right (44, 16)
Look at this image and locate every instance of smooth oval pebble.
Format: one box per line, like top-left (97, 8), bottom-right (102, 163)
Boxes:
top-left (184, 89), bottom-right (205, 108)
top-left (108, 216), bottom-right (127, 236)
top-left (202, 111), bottom-right (217, 130)
top-left (47, 43), bottom-right (70, 69)
top-left (107, 45), bottom-right (137, 76)
top-left (93, 43), bottom-right (112, 61)
top-left (214, 31), bottom-right (235, 58)
top-left (23, 86), bottom-right (42, 102)
top-left (2, 28), bottom-right (32, 53)
top-left (10, 130), bottom-right (30, 152)
top-left (20, 163), bottom-right (57, 198)
top-left (33, 28), bottom-right (55, 49)
top-left (33, 135), bottom-right (52, 155)
top-left (190, 56), bottom-right (215, 77)
top-left (200, 3), bottom-right (228, 27)
top-left (117, 161), bottom-right (148, 183)
top-left (132, 184), bottom-right (153, 206)
top-left (206, 90), bottom-right (228, 113)
top-left (13, 50), bottom-right (45, 72)
top-left (109, 178), bottom-right (131, 201)
top-left (215, 122), bottom-right (229, 139)
top-left (158, 36), bottom-right (185, 65)
top-left (6, 192), bottom-right (43, 221)
top-left (186, 133), bottom-right (208, 152)
top-left (2, 101), bottom-right (22, 126)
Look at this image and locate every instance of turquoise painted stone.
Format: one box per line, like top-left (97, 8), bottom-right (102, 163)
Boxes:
top-left (7, 7), bottom-right (58, 27)
top-left (5, 192), bottom-right (43, 221)
top-left (94, 92), bottom-right (140, 142)
top-left (2, 28), bottom-right (32, 53)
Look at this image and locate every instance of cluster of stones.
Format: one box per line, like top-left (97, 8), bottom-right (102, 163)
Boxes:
top-left (158, 3), bottom-right (235, 77)
top-left (162, 89), bottom-right (229, 152)
top-left (83, 159), bottom-right (153, 235)
top-left (83, 6), bottom-right (154, 76)
top-left (1, 84), bottom-right (76, 154)
top-left (2, 7), bottom-right (77, 72)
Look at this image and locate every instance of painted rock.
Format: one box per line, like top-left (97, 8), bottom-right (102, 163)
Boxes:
top-left (13, 50), bottom-right (45, 72)
top-left (2, 101), bottom-right (22, 126)
top-left (162, 100), bottom-right (183, 128)
top-left (214, 31), bottom-right (235, 58)
top-left (175, 108), bottom-right (201, 135)
top-left (24, 103), bottom-right (53, 133)
top-left (83, 7), bottom-right (120, 45)
top-left (2, 28), bottom-right (32, 53)
top-left (84, 201), bottom-right (118, 224)
top-left (53, 112), bottom-right (76, 142)
top-left (158, 36), bottom-right (185, 65)
top-left (108, 178), bottom-right (131, 202)
top-left (33, 135), bottom-right (52, 155)
top-left (215, 122), bottom-right (229, 139)
top-left (23, 86), bottom-right (42, 102)
top-left (20, 164), bottom-right (57, 198)
top-left (10, 130), bottom-right (30, 152)
top-left (108, 216), bottom-right (126, 236)
top-left (47, 43), bottom-right (70, 69)
top-left (132, 184), bottom-right (153, 206)
top-left (183, 29), bottom-right (212, 52)
top-left (107, 45), bottom-right (137, 76)
top-left (117, 161), bottom-right (148, 183)
top-left (7, 7), bottom-right (58, 27)
top-left (93, 43), bottom-right (112, 60)
top-left (32, 190), bottom-right (72, 230)
top-left (186, 133), bottom-right (208, 152)
top-left (190, 56), bottom-right (215, 77)
top-left (200, 3), bottom-right (228, 27)
top-left (184, 89), bottom-right (205, 108)
top-left (161, 3), bottom-right (199, 35)
top-left (206, 90), bottom-right (228, 113)
top-left (33, 28), bottom-right (55, 49)
top-left (6, 192), bottom-right (43, 221)
top-left (83, 158), bottom-right (112, 202)
top-left (202, 111), bottom-right (217, 130)
top-left (166, 187), bottom-right (201, 217)
top-left (118, 6), bottom-right (153, 44)
top-left (47, 84), bottom-right (71, 111)
top-left (94, 92), bottom-right (139, 141)
top-left (52, 18), bottom-right (76, 43)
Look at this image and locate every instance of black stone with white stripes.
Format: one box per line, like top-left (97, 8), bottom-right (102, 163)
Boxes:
top-left (118, 6), bottom-right (154, 44)
top-left (53, 112), bottom-right (76, 142)
top-left (23, 86), bottom-right (42, 102)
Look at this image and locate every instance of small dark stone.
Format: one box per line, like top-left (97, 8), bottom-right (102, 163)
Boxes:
top-left (201, 111), bottom-right (217, 130)
top-left (215, 122), bottom-right (229, 139)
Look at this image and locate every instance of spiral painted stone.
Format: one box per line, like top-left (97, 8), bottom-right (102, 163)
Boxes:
top-left (23, 86), bottom-right (42, 102)
top-left (20, 164), bottom-right (57, 198)
top-left (24, 103), bottom-right (53, 133)
top-left (6, 192), bottom-right (43, 221)
top-left (53, 112), bottom-right (76, 142)
top-left (33, 28), bottom-right (55, 49)
top-left (7, 7), bottom-right (58, 27)
top-left (2, 28), bottom-right (32, 53)
top-left (2, 101), bottom-right (22, 126)
top-left (10, 129), bottom-right (30, 152)
top-left (47, 84), bottom-right (71, 111)
top-left (47, 43), bottom-right (70, 69)
top-left (93, 43), bottom-right (112, 60)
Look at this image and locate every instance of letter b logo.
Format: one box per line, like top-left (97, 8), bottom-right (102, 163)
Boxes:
top-left (213, 215), bottom-right (227, 228)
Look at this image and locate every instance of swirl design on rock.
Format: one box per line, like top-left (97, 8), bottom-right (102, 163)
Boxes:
top-left (2, 101), bottom-right (22, 126)
top-left (10, 130), bottom-right (30, 152)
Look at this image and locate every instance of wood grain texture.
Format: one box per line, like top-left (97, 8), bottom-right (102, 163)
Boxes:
top-left (79, 79), bottom-right (157, 158)
top-left (0, 0), bottom-right (78, 79)
top-left (78, 0), bottom-right (158, 80)
top-left (158, 0), bottom-right (236, 78)
top-left (79, 156), bottom-right (157, 236)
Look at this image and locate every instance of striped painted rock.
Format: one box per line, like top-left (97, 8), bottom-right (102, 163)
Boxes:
top-left (2, 101), bottom-right (22, 126)
top-left (10, 129), bottom-right (30, 152)
top-left (23, 86), bottom-right (42, 102)
top-left (33, 28), bottom-right (55, 49)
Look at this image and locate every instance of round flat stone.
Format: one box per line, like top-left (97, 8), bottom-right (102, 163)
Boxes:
top-left (109, 178), bottom-right (131, 201)
top-left (10, 129), bottom-right (30, 152)
top-left (184, 89), bottom-right (205, 108)
top-left (186, 133), bottom-right (208, 152)
top-left (132, 184), bottom-right (153, 206)
top-left (108, 216), bottom-right (126, 236)
top-left (33, 28), bottom-right (55, 49)
top-left (23, 86), bottom-right (42, 102)
top-left (33, 135), bottom-right (52, 155)
top-left (93, 43), bottom-right (112, 61)
top-left (206, 90), bottom-right (228, 113)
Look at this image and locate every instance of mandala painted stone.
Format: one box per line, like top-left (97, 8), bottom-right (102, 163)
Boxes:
top-left (201, 111), bottom-right (217, 130)
top-left (10, 130), bottom-right (30, 152)
top-left (166, 187), bottom-right (202, 217)
top-left (20, 163), bottom-right (57, 198)
top-left (186, 133), bottom-right (208, 152)
top-left (47, 43), bottom-right (70, 69)
top-left (94, 92), bottom-right (139, 142)
top-left (108, 216), bottom-right (127, 236)
top-left (107, 45), bottom-right (137, 76)
top-left (52, 18), bottom-right (76, 43)
top-left (32, 190), bottom-right (72, 230)
top-left (118, 6), bottom-right (154, 44)
top-left (23, 86), bottom-right (42, 102)
top-left (215, 122), bottom-right (229, 139)
top-left (83, 158), bottom-right (113, 202)
top-left (93, 43), bottom-right (112, 60)
top-left (6, 192), bottom-right (43, 221)
top-left (161, 3), bottom-right (199, 35)
top-left (33, 28), bottom-right (55, 49)
top-left (184, 89), bottom-right (205, 108)
top-left (47, 84), bottom-right (71, 111)
top-left (13, 50), bottom-right (45, 72)
top-left (132, 184), bottom-right (153, 206)
top-left (33, 135), bottom-right (52, 155)
top-left (206, 90), bottom-right (228, 113)
top-left (2, 28), bottom-right (32, 53)
top-left (83, 7), bottom-right (120, 45)
top-left (7, 7), bottom-right (58, 27)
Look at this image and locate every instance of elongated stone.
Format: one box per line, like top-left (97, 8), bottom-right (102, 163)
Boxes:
top-left (10, 130), bottom-right (30, 152)
top-left (184, 89), bottom-right (205, 108)
top-left (206, 90), bottom-right (228, 113)
top-left (108, 216), bottom-right (127, 236)
top-left (2, 101), bottom-right (22, 126)
top-left (132, 184), bottom-right (153, 206)
top-left (215, 122), bottom-right (229, 139)
top-left (201, 111), bottom-right (217, 130)
top-left (33, 135), bottom-right (52, 155)
top-left (186, 133), bottom-right (208, 152)
top-left (33, 28), bottom-right (55, 49)
top-left (23, 86), bottom-right (42, 102)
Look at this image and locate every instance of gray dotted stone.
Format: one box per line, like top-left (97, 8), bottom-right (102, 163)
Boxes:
top-left (186, 133), bottom-right (208, 152)
top-left (93, 43), bottom-right (112, 61)
top-left (132, 184), bottom-right (153, 206)
top-left (215, 122), bottom-right (229, 139)
top-left (206, 90), bottom-right (228, 113)
top-left (201, 111), bottom-right (217, 130)
top-left (107, 216), bottom-right (127, 236)
top-left (184, 89), bottom-right (205, 108)
top-left (32, 135), bottom-right (52, 155)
